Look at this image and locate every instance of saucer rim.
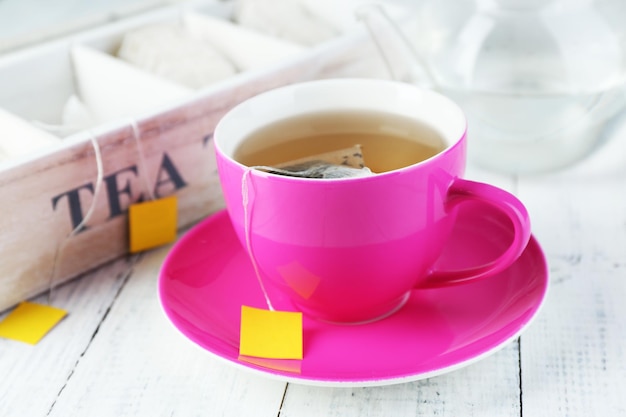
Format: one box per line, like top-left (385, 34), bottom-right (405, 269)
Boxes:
top-left (158, 210), bottom-right (549, 387)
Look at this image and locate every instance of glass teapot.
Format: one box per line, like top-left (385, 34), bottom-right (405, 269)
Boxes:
top-left (357, 0), bottom-right (626, 173)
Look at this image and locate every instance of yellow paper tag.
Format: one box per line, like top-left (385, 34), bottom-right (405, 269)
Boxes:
top-left (239, 305), bottom-right (303, 359)
top-left (129, 195), bottom-right (177, 253)
top-left (0, 302), bottom-right (67, 345)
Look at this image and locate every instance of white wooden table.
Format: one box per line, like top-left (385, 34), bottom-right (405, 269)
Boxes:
top-left (2, 115), bottom-right (626, 417)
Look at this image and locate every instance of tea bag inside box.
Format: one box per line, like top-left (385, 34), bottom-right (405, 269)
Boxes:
top-left (0, 109), bottom-right (60, 162)
top-left (182, 14), bottom-right (307, 72)
top-left (72, 46), bottom-right (192, 124)
top-left (29, 95), bottom-right (97, 138)
top-left (62, 95), bottom-right (95, 131)
top-left (234, 0), bottom-right (339, 46)
top-left (117, 23), bottom-right (237, 89)
top-left (253, 145), bottom-right (374, 178)
top-left (234, 0), bottom-right (404, 46)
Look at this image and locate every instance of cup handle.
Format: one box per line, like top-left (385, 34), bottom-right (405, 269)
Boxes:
top-left (419, 178), bottom-right (531, 288)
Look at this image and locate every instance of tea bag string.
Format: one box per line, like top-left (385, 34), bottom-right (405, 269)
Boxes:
top-left (48, 132), bottom-right (104, 303)
top-left (241, 169), bottom-right (274, 311)
top-left (129, 119), bottom-right (156, 201)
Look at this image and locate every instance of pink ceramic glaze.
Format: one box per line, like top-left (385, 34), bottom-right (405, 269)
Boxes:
top-left (158, 206), bottom-right (548, 386)
top-left (213, 79), bottom-right (531, 323)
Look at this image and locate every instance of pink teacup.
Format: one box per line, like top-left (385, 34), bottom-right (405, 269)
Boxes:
top-left (214, 79), bottom-right (531, 324)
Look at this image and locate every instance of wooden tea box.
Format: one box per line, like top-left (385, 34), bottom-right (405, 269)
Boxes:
top-left (0, 0), bottom-right (393, 311)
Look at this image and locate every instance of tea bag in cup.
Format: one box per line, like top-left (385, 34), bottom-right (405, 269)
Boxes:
top-left (252, 144), bottom-right (373, 178)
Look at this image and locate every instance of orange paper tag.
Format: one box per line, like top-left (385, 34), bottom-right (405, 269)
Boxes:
top-left (129, 195), bottom-right (177, 253)
top-left (238, 355), bottom-right (302, 374)
top-left (0, 302), bottom-right (67, 345)
top-left (239, 305), bottom-right (303, 359)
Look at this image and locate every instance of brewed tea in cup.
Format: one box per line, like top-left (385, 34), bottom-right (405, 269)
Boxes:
top-left (234, 109), bottom-right (446, 173)
top-left (214, 79), bottom-right (531, 323)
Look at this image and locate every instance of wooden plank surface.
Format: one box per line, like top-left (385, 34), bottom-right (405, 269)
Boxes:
top-left (45, 244), bottom-right (288, 417)
top-left (517, 124), bottom-right (626, 417)
top-left (0, 255), bottom-right (137, 417)
top-left (281, 343), bottom-right (521, 417)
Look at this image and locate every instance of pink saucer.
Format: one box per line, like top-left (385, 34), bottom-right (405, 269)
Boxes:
top-left (158, 205), bottom-right (548, 387)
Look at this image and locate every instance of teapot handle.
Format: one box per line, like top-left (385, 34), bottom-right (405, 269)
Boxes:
top-left (355, 3), bottom-right (438, 89)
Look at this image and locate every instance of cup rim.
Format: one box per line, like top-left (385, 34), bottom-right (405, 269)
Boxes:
top-left (214, 78), bottom-right (468, 181)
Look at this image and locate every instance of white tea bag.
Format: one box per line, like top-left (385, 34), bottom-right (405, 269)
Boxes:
top-left (117, 23), bottom-right (237, 89)
top-left (234, 0), bottom-right (339, 46)
top-left (72, 46), bottom-right (192, 123)
top-left (0, 109), bottom-right (60, 161)
top-left (30, 95), bottom-right (97, 138)
top-left (60, 95), bottom-right (97, 135)
top-left (184, 13), bottom-right (306, 72)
